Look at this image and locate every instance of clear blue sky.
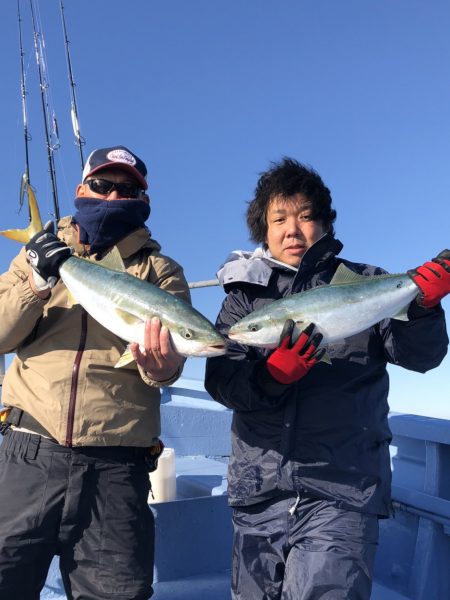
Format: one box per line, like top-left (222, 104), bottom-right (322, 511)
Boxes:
top-left (1, 0), bottom-right (449, 417)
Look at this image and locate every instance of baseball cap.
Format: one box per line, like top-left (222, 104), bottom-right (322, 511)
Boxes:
top-left (82, 145), bottom-right (148, 190)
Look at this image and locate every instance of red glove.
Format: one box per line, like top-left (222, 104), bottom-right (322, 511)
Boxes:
top-left (266, 320), bottom-right (324, 385)
top-left (408, 250), bottom-right (450, 308)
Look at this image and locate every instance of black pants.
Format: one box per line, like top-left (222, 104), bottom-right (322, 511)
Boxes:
top-left (231, 492), bottom-right (379, 600)
top-left (0, 430), bottom-right (155, 600)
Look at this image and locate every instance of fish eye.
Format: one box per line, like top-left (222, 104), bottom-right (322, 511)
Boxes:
top-left (248, 324), bottom-right (259, 332)
top-left (182, 329), bottom-right (193, 339)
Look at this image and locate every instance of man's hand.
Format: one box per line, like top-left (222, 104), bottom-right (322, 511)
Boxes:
top-left (265, 320), bottom-right (324, 385)
top-left (130, 317), bottom-right (184, 382)
top-left (408, 250), bottom-right (450, 308)
top-left (26, 221), bottom-right (73, 292)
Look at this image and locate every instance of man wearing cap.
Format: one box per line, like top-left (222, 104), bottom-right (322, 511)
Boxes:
top-left (0, 146), bottom-right (190, 599)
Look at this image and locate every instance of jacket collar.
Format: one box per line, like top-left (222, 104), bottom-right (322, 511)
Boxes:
top-left (217, 234), bottom-right (343, 289)
top-left (295, 234), bottom-right (343, 277)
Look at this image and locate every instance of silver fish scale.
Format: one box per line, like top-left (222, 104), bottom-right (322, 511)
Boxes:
top-left (229, 273), bottom-right (419, 347)
top-left (59, 256), bottom-right (225, 356)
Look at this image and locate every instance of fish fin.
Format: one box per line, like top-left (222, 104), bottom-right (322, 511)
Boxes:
top-left (295, 322), bottom-right (332, 364)
top-left (0, 183), bottom-right (44, 243)
top-left (26, 185), bottom-right (44, 235)
top-left (319, 352), bottom-right (332, 365)
top-left (96, 246), bottom-right (126, 272)
top-left (114, 307), bottom-right (143, 326)
top-left (0, 227), bottom-right (33, 244)
top-left (392, 306), bottom-right (409, 321)
top-left (65, 286), bottom-right (79, 307)
top-left (114, 345), bottom-right (135, 368)
top-left (330, 264), bottom-right (371, 285)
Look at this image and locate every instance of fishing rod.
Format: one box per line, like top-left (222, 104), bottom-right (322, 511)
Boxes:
top-left (17, 0), bottom-right (32, 211)
top-left (29, 0), bottom-right (60, 221)
top-left (59, 0), bottom-right (85, 171)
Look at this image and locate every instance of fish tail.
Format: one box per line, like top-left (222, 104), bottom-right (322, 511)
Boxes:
top-left (114, 345), bottom-right (135, 368)
top-left (0, 183), bottom-right (44, 243)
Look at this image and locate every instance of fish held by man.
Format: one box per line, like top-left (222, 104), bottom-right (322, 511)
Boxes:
top-left (60, 249), bottom-right (228, 362)
top-left (0, 184), bottom-right (227, 362)
top-left (227, 262), bottom-right (425, 352)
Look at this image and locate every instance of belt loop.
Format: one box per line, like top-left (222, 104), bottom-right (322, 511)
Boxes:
top-left (25, 433), bottom-right (41, 460)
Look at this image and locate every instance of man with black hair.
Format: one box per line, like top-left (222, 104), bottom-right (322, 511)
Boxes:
top-left (0, 145), bottom-right (189, 600)
top-left (205, 158), bottom-right (449, 599)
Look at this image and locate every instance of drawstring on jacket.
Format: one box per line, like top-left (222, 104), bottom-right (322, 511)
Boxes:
top-left (288, 492), bottom-right (301, 515)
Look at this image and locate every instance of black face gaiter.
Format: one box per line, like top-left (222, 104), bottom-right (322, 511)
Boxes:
top-left (73, 197), bottom-right (151, 255)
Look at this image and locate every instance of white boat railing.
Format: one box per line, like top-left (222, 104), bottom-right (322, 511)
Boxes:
top-left (188, 279), bottom-right (220, 289)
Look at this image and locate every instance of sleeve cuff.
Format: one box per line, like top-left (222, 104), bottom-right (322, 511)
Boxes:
top-left (250, 360), bottom-right (290, 397)
top-left (407, 300), bottom-right (443, 319)
top-left (139, 364), bottom-right (183, 388)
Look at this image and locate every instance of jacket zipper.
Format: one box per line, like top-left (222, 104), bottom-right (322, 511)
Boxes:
top-left (65, 309), bottom-right (88, 446)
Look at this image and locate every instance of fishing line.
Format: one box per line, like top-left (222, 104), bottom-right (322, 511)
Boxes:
top-left (60, 0), bottom-right (86, 172)
top-left (34, 0), bottom-right (60, 153)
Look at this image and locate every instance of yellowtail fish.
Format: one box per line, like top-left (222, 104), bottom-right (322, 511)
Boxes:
top-left (1, 184), bottom-right (227, 364)
top-left (228, 263), bottom-right (420, 356)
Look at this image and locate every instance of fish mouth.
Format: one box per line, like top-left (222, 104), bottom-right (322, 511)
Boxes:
top-left (227, 332), bottom-right (274, 348)
top-left (202, 343), bottom-right (228, 356)
top-left (227, 330), bottom-right (249, 339)
top-left (227, 332), bottom-right (254, 343)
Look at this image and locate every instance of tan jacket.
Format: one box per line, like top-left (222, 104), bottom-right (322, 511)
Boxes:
top-left (0, 217), bottom-right (191, 447)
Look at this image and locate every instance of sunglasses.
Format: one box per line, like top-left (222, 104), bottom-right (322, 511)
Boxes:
top-left (85, 178), bottom-right (143, 198)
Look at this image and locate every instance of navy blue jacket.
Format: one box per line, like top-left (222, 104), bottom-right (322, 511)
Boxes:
top-left (205, 236), bottom-right (448, 516)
